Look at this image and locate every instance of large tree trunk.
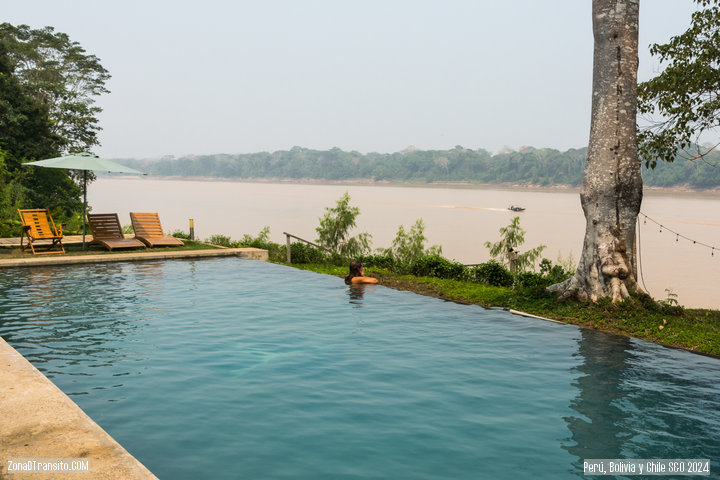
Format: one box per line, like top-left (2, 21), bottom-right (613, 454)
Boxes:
top-left (549, 0), bottom-right (643, 302)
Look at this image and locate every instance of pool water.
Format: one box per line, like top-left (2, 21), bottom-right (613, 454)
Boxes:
top-left (0, 258), bottom-right (718, 479)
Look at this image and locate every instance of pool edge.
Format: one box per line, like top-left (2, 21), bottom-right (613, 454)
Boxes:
top-left (0, 337), bottom-right (159, 479)
top-left (0, 247), bottom-right (268, 268)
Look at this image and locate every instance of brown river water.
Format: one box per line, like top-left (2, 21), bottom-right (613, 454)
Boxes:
top-left (90, 178), bottom-right (720, 309)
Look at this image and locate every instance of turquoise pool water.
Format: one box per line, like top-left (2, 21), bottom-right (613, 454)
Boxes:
top-left (0, 258), bottom-right (718, 479)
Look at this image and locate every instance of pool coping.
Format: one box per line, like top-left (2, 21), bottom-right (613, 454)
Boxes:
top-left (0, 337), bottom-right (158, 479)
top-left (0, 247), bottom-right (268, 268)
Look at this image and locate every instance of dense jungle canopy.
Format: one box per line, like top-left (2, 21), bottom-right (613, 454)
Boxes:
top-left (118, 145), bottom-right (720, 189)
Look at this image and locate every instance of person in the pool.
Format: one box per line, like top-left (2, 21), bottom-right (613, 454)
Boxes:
top-left (344, 260), bottom-right (378, 285)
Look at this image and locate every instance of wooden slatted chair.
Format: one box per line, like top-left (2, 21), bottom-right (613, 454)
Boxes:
top-left (130, 212), bottom-right (184, 248)
top-left (87, 213), bottom-right (146, 251)
top-left (18, 208), bottom-right (66, 255)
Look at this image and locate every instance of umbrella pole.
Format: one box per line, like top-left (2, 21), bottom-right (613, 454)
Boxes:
top-left (82, 170), bottom-right (87, 251)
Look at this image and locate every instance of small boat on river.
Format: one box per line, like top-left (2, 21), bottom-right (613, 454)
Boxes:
top-left (508, 205), bottom-right (526, 212)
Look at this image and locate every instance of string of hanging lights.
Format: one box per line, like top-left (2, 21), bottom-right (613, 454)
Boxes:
top-left (635, 212), bottom-right (718, 298)
top-left (638, 212), bottom-right (718, 257)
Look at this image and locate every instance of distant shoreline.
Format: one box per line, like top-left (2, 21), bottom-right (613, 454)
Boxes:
top-left (101, 175), bottom-right (720, 196)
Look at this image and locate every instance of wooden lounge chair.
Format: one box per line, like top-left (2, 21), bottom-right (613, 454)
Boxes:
top-left (130, 212), bottom-right (184, 248)
top-left (87, 213), bottom-right (146, 251)
top-left (18, 208), bottom-right (66, 255)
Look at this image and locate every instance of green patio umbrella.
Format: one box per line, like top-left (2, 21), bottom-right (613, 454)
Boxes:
top-left (24, 152), bottom-right (146, 250)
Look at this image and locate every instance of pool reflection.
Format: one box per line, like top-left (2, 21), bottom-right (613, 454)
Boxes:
top-left (563, 329), bottom-right (635, 470)
top-left (0, 262), bottom-right (165, 383)
top-left (347, 284), bottom-right (367, 307)
top-left (563, 328), bottom-right (720, 473)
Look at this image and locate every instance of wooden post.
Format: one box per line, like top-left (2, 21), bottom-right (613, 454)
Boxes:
top-left (286, 233), bottom-right (291, 263)
top-left (189, 219), bottom-right (195, 240)
top-left (282, 231), bottom-right (334, 263)
top-left (508, 248), bottom-right (518, 273)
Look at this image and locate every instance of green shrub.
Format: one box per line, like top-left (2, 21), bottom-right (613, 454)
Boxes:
top-left (290, 242), bottom-right (327, 263)
top-left (509, 258), bottom-right (576, 294)
top-left (170, 229), bottom-right (191, 239)
top-left (265, 244), bottom-right (286, 262)
top-left (410, 254), bottom-right (467, 280)
top-left (52, 208), bottom-right (84, 235)
top-left (239, 226), bottom-right (271, 246)
top-left (358, 253), bottom-right (399, 270)
top-left (539, 258), bottom-right (572, 284)
top-left (207, 234), bottom-right (233, 247)
top-left (236, 227), bottom-right (285, 262)
top-left (471, 261), bottom-right (514, 287)
top-left (514, 271), bottom-right (549, 289)
top-left (471, 259), bottom-right (571, 290)
top-left (0, 218), bottom-right (22, 237)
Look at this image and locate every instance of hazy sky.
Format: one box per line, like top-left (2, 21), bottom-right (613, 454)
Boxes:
top-left (4, 1), bottom-right (701, 158)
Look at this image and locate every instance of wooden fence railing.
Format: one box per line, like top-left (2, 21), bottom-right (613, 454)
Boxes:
top-left (283, 232), bottom-right (334, 263)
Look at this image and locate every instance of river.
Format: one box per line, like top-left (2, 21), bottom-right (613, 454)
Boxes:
top-left (89, 178), bottom-right (720, 309)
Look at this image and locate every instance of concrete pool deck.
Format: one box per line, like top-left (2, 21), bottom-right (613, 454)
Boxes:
top-left (0, 246), bottom-right (268, 268)
top-left (0, 337), bottom-right (158, 479)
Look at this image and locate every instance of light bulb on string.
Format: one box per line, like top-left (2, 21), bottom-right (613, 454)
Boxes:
top-left (639, 211), bottom-right (720, 258)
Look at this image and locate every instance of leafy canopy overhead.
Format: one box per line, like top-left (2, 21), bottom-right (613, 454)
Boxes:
top-left (637, 0), bottom-right (720, 167)
top-left (0, 22), bottom-right (111, 153)
top-left (1, 44), bottom-right (82, 228)
top-left (0, 24), bottom-right (106, 235)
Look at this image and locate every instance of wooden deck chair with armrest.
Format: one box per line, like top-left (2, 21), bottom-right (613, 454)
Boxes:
top-left (18, 208), bottom-right (66, 255)
top-left (87, 213), bottom-right (146, 251)
top-left (130, 212), bottom-right (184, 248)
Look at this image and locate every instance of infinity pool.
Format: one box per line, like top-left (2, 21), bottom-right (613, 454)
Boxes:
top-left (0, 258), bottom-right (718, 479)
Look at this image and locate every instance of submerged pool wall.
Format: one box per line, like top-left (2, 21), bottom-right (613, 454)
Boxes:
top-left (0, 336), bottom-right (158, 479)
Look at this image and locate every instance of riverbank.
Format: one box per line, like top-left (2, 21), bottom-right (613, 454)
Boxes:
top-left (289, 263), bottom-right (720, 358)
top-left (101, 174), bottom-right (720, 196)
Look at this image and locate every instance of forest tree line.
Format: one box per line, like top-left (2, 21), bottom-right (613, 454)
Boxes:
top-left (118, 145), bottom-right (720, 189)
top-left (1, 23), bottom-right (109, 235)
